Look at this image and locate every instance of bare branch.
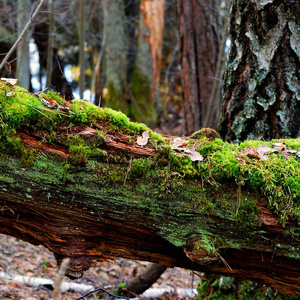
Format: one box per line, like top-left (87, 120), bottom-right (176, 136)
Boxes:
top-left (0, 0), bottom-right (48, 71)
top-left (53, 258), bottom-right (70, 300)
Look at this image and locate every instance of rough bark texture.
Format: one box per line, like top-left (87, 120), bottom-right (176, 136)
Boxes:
top-left (178, 0), bottom-right (222, 134)
top-left (219, 0), bottom-right (300, 142)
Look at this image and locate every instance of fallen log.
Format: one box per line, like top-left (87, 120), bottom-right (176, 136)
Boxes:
top-left (1, 80), bottom-right (300, 295)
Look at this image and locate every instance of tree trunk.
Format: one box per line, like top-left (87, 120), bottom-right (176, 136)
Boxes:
top-left (130, 0), bottom-right (165, 126)
top-left (78, 0), bottom-right (85, 99)
top-left (1, 81), bottom-right (300, 295)
top-left (126, 263), bottom-right (167, 296)
top-left (218, 0), bottom-right (300, 143)
top-left (102, 0), bottom-right (129, 112)
top-left (177, 0), bottom-right (223, 134)
top-left (16, 0), bottom-right (31, 90)
top-left (46, 0), bottom-right (55, 88)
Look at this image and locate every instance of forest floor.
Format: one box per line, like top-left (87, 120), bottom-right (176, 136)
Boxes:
top-left (0, 234), bottom-right (199, 300)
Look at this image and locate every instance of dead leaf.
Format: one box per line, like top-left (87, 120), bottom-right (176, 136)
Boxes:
top-left (137, 129), bottom-right (150, 146)
top-left (256, 145), bottom-right (276, 160)
top-left (272, 140), bottom-right (286, 151)
top-left (170, 137), bottom-right (203, 161)
top-left (183, 148), bottom-right (203, 162)
top-left (171, 137), bottom-right (187, 150)
top-left (39, 97), bottom-right (58, 108)
top-left (1, 77), bottom-right (18, 86)
top-left (242, 147), bottom-right (264, 160)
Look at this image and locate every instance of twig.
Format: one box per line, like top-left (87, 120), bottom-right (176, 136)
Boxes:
top-left (236, 183), bottom-right (241, 217)
top-left (53, 257), bottom-right (70, 300)
top-left (0, 0), bottom-right (48, 71)
top-left (124, 156), bottom-right (133, 185)
top-left (40, 9), bottom-right (69, 16)
top-left (74, 287), bottom-right (130, 300)
top-left (55, 56), bottom-right (74, 99)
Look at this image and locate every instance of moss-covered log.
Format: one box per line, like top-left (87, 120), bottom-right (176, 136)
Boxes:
top-left (1, 80), bottom-right (300, 295)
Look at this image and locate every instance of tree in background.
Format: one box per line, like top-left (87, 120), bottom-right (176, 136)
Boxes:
top-left (102, 0), bottom-right (129, 113)
top-left (78, 0), bottom-right (85, 99)
top-left (16, 0), bottom-right (31, 90)
top-left (218, 0), bottom-right (300, 142)
top-left (177, 0), bottom-right (229, 134)
top-left (130, 0), bottom-right (165, 126)
top-left (1, 0), bottom-right (230, 132)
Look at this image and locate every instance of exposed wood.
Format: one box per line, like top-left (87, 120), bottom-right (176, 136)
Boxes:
top-left (130, 0), bottom-right (165, 126)
top-left (139, 0), bottom-right (165, 102)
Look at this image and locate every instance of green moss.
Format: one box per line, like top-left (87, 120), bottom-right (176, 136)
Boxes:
top-left (197, 139), bottom-right (225, 157)
top-left (0, 175), bottom-right (14, 184)
top-left (1, 80), bottom-right (300, 247)
top-left (191, 128), bottom-right (220, 140)
top-left (40, 90), bottom-right (64, 105)
top-left (193, 235), bottom-right (216, 255)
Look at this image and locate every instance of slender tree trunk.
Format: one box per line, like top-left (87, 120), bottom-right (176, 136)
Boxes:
top-left (78, 0), bottom-right (85, 99)
top-left (46, 0), bottom-right (55, 88)
top-left (203, 1), bottom-right (230, 129)
top-left (130, 0), bottom-right (165, 127)
top-left (178, 0), bottom-right (222, 134)
top-left (102, 0), bottom-right (129, 111)
top-left (218, 0), bottom-right (300, 142)
top-left (16, 0), bottom-right (31, 90)
top-left (130, 0), bottom-right (165, 126)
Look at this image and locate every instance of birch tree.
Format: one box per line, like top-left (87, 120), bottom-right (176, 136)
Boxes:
top-left (218, 0), bottom-right (300, 142)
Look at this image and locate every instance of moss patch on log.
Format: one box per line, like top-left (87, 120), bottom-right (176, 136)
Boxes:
top-left (1, 80), bottom-right (300, 256)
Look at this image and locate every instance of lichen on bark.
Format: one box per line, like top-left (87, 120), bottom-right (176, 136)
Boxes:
top-left (219, 0), bottom-right (300, 142)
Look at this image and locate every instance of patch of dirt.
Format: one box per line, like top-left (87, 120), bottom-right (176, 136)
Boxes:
top-left (0, 234), bottom-right (199, 299)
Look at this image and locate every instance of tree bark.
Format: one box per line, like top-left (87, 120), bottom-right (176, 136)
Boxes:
top-left (178, 0), bottom-right (223, 134)
top-left (126, 263), bottom-right (167, 296)
top-left (102, 0), bottom-right (129, 111)
top-left (218, 0), bottom-right (300, 142)
top-left (130, 0), bottom-right (165, 126)
top-left (1, 82), bottom-right (300, 295)
top-left (46, 0), bottom-right (55, 88)
top-left (16, 0), bottom-right (31, 90)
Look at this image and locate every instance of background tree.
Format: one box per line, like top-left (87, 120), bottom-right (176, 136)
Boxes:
top-left (78, 0), bottom-right (85, 99)
top-left (218, 0), bottom-right (300, 142)
top-left (46, 0), bottom-right (55, 87)
top-left (16, 0), bottom-right (31, 90)
top-left (130, 0), bottom-right (165, 126)
top-left (177, 0), bottom-right (228, 134)
top-left (102, 0), bottom-right (129, 112)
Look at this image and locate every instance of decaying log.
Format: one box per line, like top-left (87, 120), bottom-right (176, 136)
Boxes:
top-left (1, 82), bottom-right (300, 295)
